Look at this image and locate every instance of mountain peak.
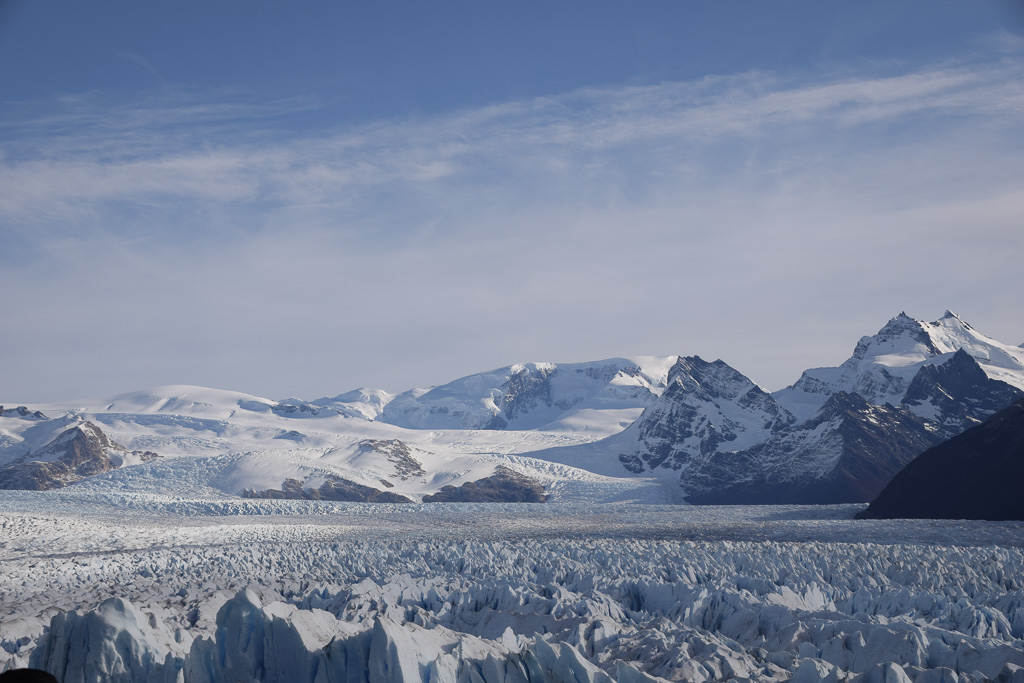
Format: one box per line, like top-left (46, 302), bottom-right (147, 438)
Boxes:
top-left (774, 311), bottom-right (1024, 421)
top-left (936, 309), bottom-right (973, 331)
top-left (878, 311), bottom-right (926, 334)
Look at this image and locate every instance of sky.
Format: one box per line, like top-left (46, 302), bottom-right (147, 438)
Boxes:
top-left (2, 1), bottom-right (1023, 403)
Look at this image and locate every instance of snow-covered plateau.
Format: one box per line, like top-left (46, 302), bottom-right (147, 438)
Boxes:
top-left (2, 495), bottom-right (1024, 683)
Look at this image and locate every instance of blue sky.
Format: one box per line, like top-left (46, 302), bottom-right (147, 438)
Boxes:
top-left (2, 1), bottom-right (1023, 402)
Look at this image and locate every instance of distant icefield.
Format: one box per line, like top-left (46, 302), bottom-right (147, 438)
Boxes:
top-left (3, 495), bottom-right (1024, 682)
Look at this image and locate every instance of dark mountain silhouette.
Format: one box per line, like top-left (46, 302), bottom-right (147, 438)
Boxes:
top-left (858, 398), bottom-right (1024, 520)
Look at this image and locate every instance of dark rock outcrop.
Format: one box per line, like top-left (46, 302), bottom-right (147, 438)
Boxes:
top-left (271, 402), bottom-right (331, 418)
top-left (0, 406), bottom-right (47, 419)
top-left (273, 430), bottom-right (305, 441)
top-left (422, 467), bottom-right (547, 503)
top-left (356, 439), bottom-right (425, 480)
top-left (858, 398), bottom-right (1024, 520)
top-left (242, 475), bottom-right (412, 503)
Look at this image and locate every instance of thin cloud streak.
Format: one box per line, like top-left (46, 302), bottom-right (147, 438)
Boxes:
top-left (2, 60), bottom-right (1020, 236)
top-left (118, 53), bottom-right (168, 86)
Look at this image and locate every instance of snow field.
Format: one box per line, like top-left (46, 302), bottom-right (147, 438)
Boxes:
top-left (2, 501), bottom-right (1024, 682)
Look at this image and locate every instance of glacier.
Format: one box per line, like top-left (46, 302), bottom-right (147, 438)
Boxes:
top-left (3, 495), bottom-right (1024, 682)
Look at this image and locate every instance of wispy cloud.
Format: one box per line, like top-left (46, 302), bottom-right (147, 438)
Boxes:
top-left (118, 52), bottom-right (168, 86)
top-left (2, 60), bottom-right (1020, 236)
top-left (1, 58), bottom-right (1022, 401)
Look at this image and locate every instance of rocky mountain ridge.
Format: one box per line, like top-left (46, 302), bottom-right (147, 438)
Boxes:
top-left (609, 313), bottom-right (1024, 503)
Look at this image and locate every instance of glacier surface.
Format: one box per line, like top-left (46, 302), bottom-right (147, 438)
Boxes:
top-left (3, 494), bottom-right (1024, 682)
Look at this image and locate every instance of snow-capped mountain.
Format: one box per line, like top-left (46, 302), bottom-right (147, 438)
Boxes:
top-left (282, 388), bottom-right (395, 421)
top-left (615, 355), bottom-right (794, 474)
top-left (685, 349), bottom-right (1024, 504)
top-left (582, 313), bottom-right (1024, 504)
top-left (378, 357), bottom-right (677, 434)
top-left (3, 311), bottom-right (1022, 506)
top-left (773, 311), bottom-right (1024, 422)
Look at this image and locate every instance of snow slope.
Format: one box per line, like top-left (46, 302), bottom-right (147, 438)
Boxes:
top-left (0, 411), bottom-right (81, 466)
top-left (378, 357), bottom-right (677, 434)
top-left (303, 388), bottom-right (395, 420)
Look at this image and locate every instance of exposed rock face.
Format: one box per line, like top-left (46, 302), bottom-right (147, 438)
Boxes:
top-left (624, 356), bottom-right (795, 474)
top-left (242, 475), bottom-right (413, 503)
top-left (271, 402), bottom-right (327, 418)
top-left (685, 392), bottom-right (942, 504)
top-left (273, 430), bottom-right (305, 441)
top-left (859, 398), bottom-right (1024, 521)
top-left (486, 364), bottom-right (557, 429)
top-left (356, 439), bottom-right (424, 480)
top-left (0, 421), bottom-right (157, 490)
top-left (901, 349), bottom-right (1024, 439)
top-left (422, 467), bottom-right (548, 503)
top-left (308, 387), bottom-right (394, 420)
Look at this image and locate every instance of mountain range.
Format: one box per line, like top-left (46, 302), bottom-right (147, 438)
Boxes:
top-left (2, 311), bottom-right (1022, 505)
